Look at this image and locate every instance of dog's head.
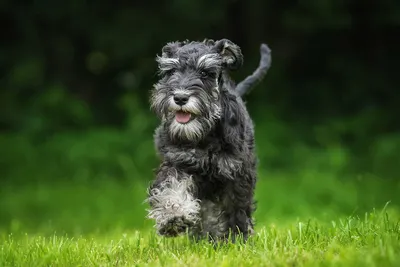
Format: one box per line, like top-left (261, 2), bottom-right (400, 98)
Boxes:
top-left (150, 39), bottom-right (243, 143)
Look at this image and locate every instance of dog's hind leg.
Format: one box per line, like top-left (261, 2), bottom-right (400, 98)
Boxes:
top-left (225, 182), bottom-right (256, 243)
top-left (199, 200), bottom-right (229, 242)
top-left (147, 164), bottom-right (201, 237)
top-left (199, 197), bottom-right (254, 244)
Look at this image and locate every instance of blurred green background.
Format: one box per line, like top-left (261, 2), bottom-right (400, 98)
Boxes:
top-left (1, 1), bottom-right (400, 236)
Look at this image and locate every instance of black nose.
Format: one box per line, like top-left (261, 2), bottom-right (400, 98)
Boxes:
top-left (173, 94), bottom-right (189, 106)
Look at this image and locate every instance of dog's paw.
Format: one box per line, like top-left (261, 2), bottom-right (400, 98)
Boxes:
top-left (158, 216), bottom-right (195, 237)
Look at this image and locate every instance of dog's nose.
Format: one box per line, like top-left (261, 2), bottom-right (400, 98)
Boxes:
top-left (173, 94), bottom-right (189, 106)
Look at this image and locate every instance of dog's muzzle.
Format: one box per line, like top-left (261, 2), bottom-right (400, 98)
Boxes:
top-left (170, 81), bottom-right (206, 124)
top-left (171, 93), bottom-right (191, 124)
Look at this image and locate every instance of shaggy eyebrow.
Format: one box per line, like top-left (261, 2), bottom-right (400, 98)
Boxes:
top-left (196, 54), bottom-right (220, 69)
top-left (156, 56), bottom-right (180, 71)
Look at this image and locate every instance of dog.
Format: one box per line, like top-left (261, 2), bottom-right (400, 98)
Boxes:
top-left (146, 38), bottom-right (271, 243)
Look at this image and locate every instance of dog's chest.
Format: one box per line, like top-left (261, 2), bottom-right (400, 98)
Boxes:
top-left (193, 172), bottom-right (229, 200)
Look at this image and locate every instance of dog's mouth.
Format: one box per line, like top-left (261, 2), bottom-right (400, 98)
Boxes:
top-left (175, 111), bottom-right (192, 124)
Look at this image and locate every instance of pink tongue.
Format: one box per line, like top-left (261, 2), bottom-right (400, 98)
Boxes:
top-left (175, 111), bottom-right (191, 123)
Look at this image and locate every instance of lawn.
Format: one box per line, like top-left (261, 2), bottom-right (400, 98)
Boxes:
top-left (1, 210), bottom-right (399, 267)
top-left (1, 171), bottom-right (400, 266)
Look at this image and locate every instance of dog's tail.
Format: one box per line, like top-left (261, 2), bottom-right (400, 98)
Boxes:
top-left (235, 43), bottom-right (272, 97)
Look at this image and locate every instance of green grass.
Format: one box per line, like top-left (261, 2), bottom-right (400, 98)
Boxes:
top-left (1, 172), bottom-right (400, 266)
top-left (1, 207), bottom-right (399, 267)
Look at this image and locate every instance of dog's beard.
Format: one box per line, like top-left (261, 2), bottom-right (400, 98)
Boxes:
top-left (165, 95), bottom-right (221, 143)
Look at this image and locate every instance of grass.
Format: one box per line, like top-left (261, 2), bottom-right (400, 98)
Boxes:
top-left (1, 171), bottom-right (400, 266)
top-left (1, 207), bottom-right (399, 267)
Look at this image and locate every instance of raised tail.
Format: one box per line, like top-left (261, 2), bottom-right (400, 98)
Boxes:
top-left (235, 43), bottom-right (272, 97)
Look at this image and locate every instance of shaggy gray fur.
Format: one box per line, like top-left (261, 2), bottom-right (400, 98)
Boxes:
top-left (147, 38), bottom-right (271, 243)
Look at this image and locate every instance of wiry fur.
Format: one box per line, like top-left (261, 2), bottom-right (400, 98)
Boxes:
top-left (147, 38), bottom-right (271, 243)
top-left (147, 167), bottom-right (201, 236)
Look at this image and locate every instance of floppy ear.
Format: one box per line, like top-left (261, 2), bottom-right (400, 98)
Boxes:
top-left (156, 40), bottom-right (188, 73)
top-left (213, 39), bottom-right (244, 70)
top-left (203, 38), bottom-right (215, 47)
top-left (220, 90), bottom-right (245, 146)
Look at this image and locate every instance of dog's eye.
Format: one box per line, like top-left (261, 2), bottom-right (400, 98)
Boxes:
top-left (165, 69), bottom-right (175, 76)
top-left (160, 69), bottom-right (175, 77)
top-left (200, 70), bottom-right (211, 78)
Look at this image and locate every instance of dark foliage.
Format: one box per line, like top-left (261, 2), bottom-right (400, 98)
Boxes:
top-left (1, 0), bottom-right (400, 183)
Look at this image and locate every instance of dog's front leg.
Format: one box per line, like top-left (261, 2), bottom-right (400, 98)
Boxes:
top-left (165, 148), bottom-right (242, 179)
top-left (147, 164), bottom-right (201, 237)
top-left (211, 153), bottom-right (243, 180)
top-left (164, 147), bottom-right (210, 174)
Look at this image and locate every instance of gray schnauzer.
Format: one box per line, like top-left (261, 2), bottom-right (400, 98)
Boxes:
top-left (146, 38), bottom-right (271, 243)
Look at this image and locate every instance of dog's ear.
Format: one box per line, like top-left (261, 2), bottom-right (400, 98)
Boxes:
top-left (203, 38), bottom-right (215, 47)
top-left (160, 41), bottom-right (187, 58)
top-left (213, 39), bottom-right (243, 70)
top-left (157, 41), bottom-right (187, 73)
